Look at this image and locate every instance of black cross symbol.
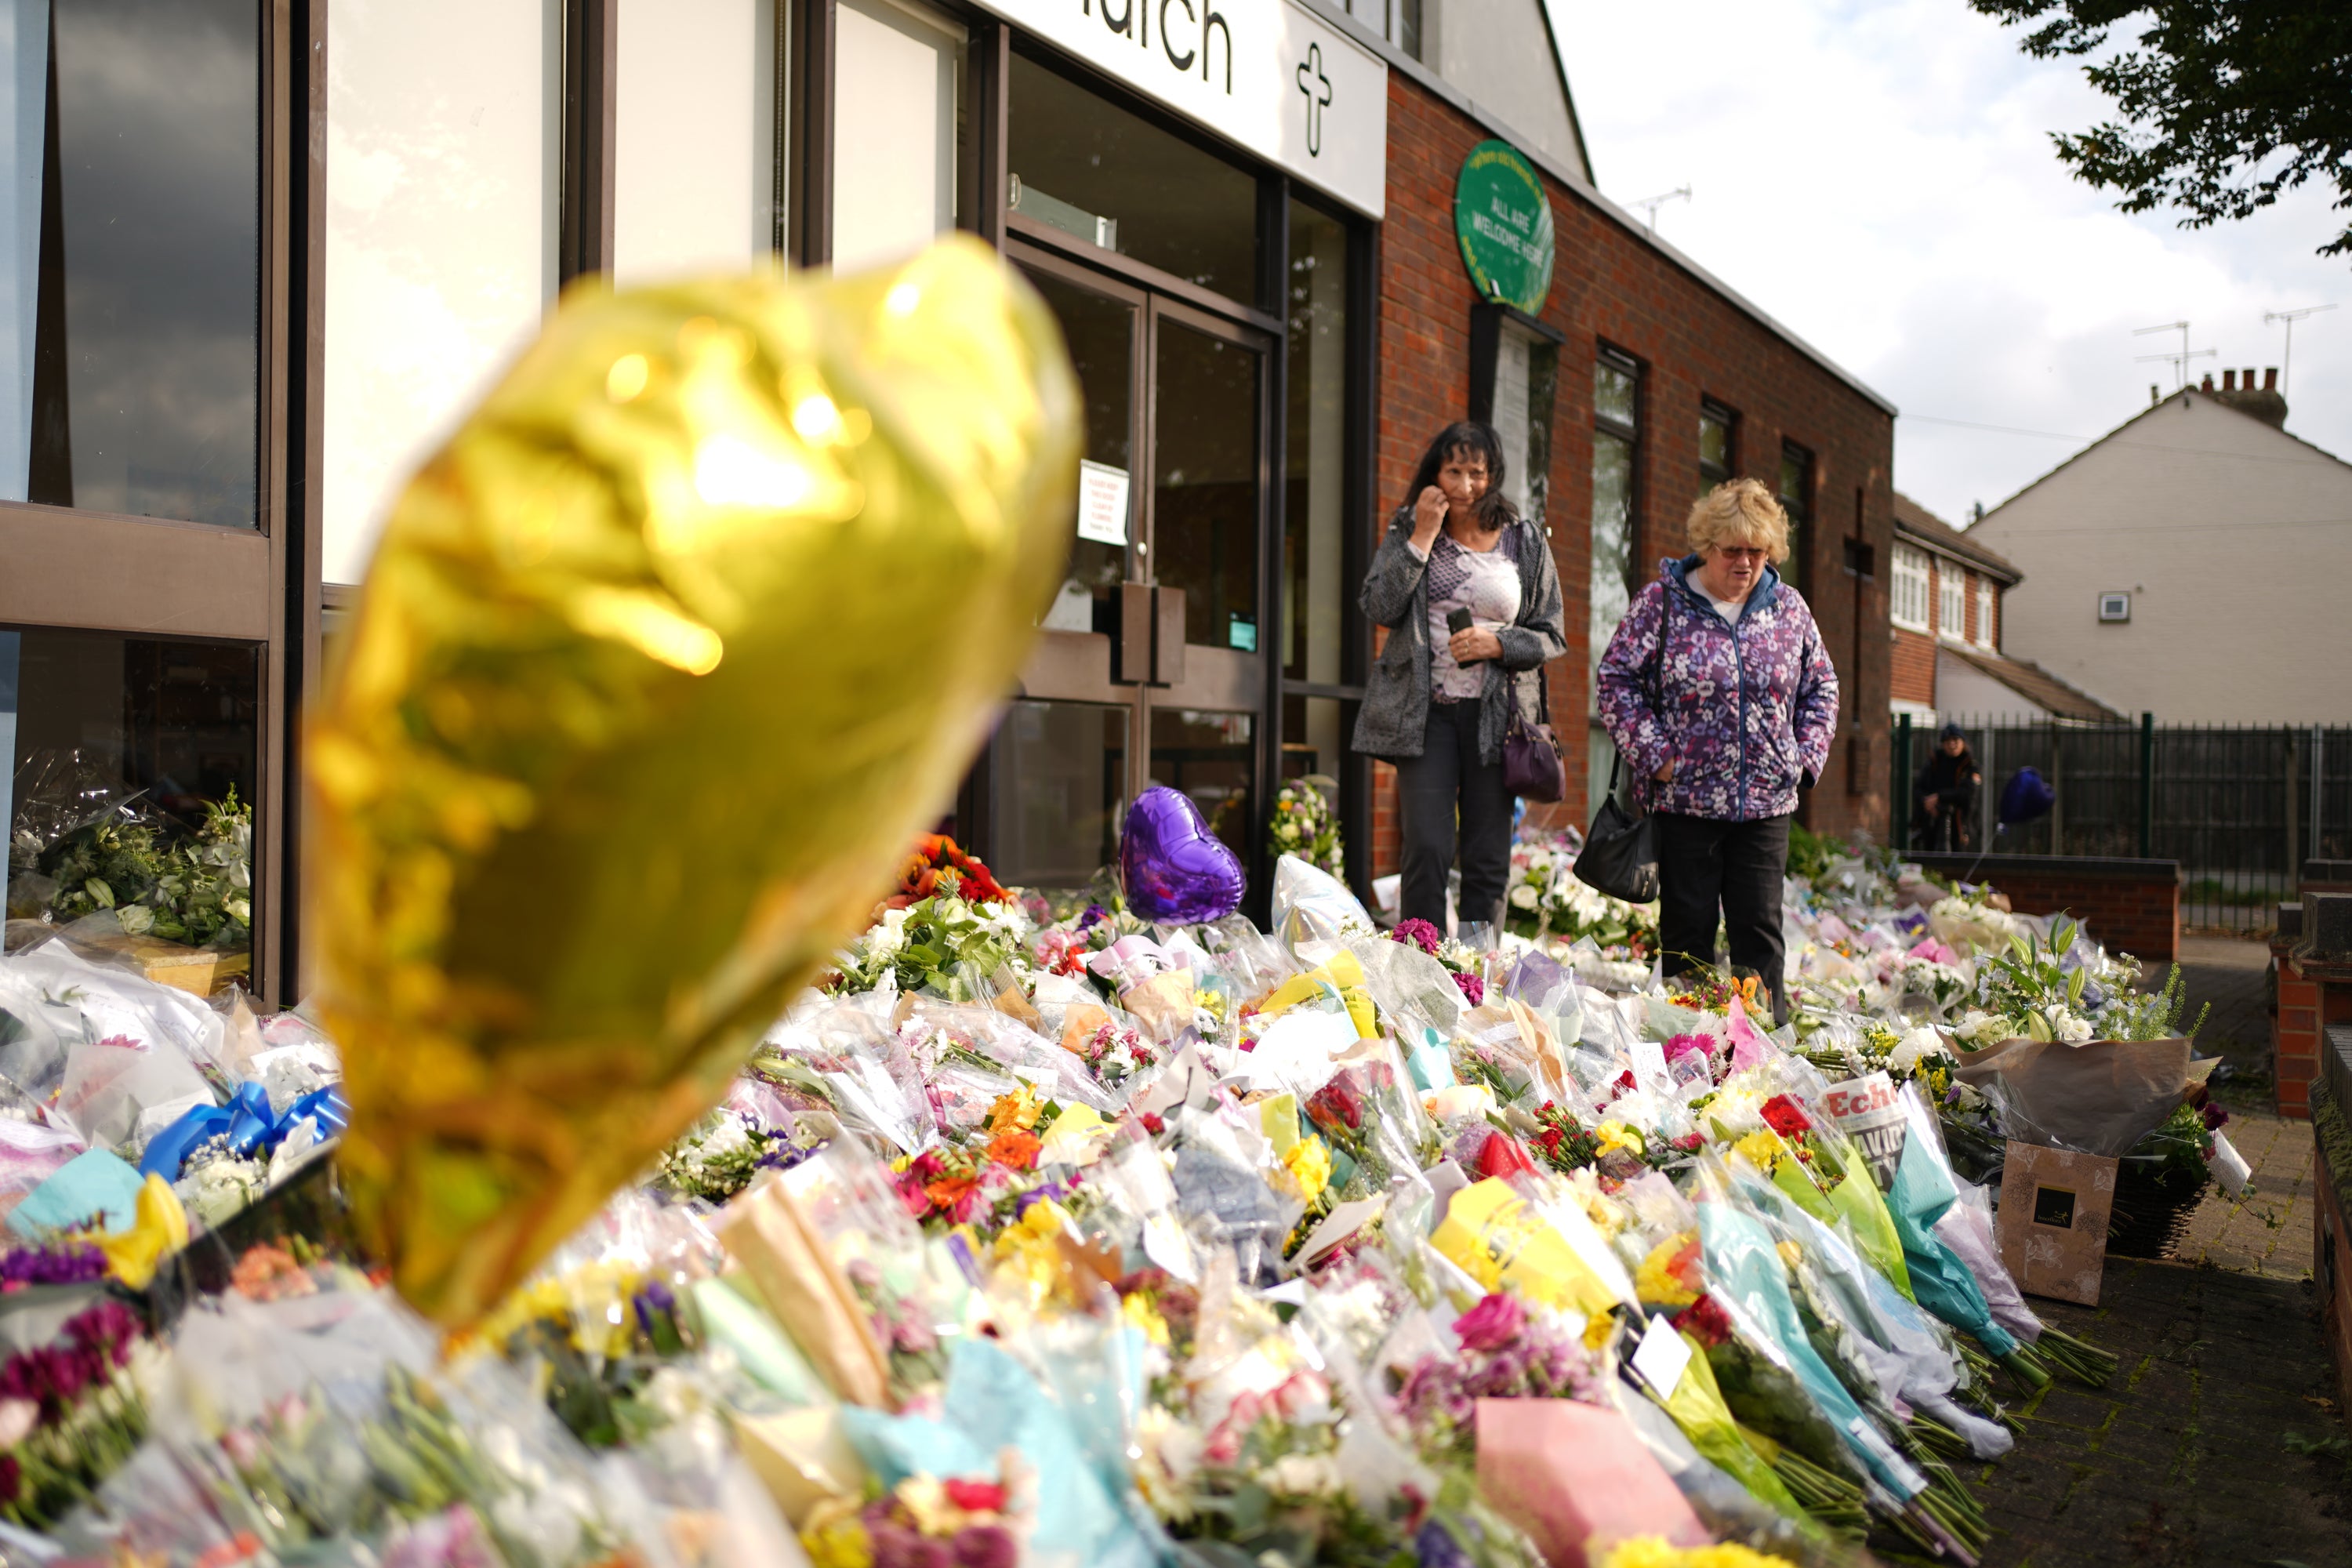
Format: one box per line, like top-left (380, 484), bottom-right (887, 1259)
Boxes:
top-left (1296, 43), bottom-right (1333, 158)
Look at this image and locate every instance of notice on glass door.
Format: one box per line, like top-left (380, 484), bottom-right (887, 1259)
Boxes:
top-left (1076, 460), bottom-right (1131, 546)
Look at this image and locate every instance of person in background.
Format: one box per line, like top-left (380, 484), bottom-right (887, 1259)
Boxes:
top-left (1596, 478), bottom-right (1838, 1023)
top-left (1912, 722), bottom-right (1981, 852)
top-left (1352, 421), bottom-right (1566, 931)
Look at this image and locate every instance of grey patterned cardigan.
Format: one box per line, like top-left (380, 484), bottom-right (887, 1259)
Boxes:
top-left (1350, 506), bottom-right (1567, 765)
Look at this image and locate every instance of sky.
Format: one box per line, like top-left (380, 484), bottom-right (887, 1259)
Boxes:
top-left (1543, 0), bottom-right (2351, 528)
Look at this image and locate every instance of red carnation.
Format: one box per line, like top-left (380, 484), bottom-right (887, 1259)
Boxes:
top-left (1671, 1294), bottom-right (1734, 1348)
top-left (1759, 1094), bottom-right (1813, 1138)
top-left (943, 1476), bottom-right (1007, 1513)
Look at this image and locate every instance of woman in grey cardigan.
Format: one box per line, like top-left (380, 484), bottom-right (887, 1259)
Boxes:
top-left (1351, 422), bottom-right (1566, 929)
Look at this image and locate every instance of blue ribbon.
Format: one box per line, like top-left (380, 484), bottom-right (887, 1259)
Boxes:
top-left (139, 1082), bottom-right (350, 1181)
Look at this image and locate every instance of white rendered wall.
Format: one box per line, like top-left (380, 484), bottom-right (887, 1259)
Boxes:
top-left (1968, 392), bottom-right (2352, 724)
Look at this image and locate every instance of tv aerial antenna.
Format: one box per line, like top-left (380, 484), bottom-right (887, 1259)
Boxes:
top-left (2131, 320), bottom-right (2216, 389)
top-left (2263, 303), bottom-right (2336, 396)
top-left (1628, 187), bottom-right (1692, 234)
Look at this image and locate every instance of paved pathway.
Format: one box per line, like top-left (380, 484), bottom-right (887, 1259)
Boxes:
top-left (1948, 938), bottom-right (2352, 1568)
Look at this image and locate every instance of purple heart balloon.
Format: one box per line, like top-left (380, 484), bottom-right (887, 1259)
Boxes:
top-left (1120, 785), bottom-right (1247, 924)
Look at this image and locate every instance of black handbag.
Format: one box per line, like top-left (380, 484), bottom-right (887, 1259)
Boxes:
top-left (1573, 601), bottom-right (1667, 902)
top-left (1574, 755), bottom-right (1659, 903)
top-left (1502, 668), bottom-right (1566, 803)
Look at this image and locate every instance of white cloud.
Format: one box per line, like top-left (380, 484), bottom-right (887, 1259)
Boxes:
top-left (1544, 0), bottom-right (2352, 525)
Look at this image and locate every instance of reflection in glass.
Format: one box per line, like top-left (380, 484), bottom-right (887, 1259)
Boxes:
top-left (1023, 268), bottom-right (1131, 620)
top-left (1154, 321), bottom-right (1258, 654)
top-left (1594, 358), bottom-right (1637, 428)
top-left (1591, 428), bottom-right (1635, 660)
top-left (1778, 442), bottom-right (1809, 592)
top-left (989, 699), bottom-right (1125, 888)
top-left (1699, 402), bottom-right (1732, 495)
top-left (1007, 52), bottom-right (1258, 302)
top-left (24, 0), bottom-right (259, 528)
top-left (1284, 198), bottom-right (1347, 684)
top-left (5, 628), bottom-right (259, 947)
top-left (1150, 707), bottom-right (1251, 866)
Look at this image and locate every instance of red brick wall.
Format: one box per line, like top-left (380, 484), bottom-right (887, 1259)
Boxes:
top-left (2280, 964), bottom-right (2320, 1117)
top-left (1907, 853), bottom-right (2180, 962)
top-left (1367, 74), bottom-right (1896, 882)
top-left (1892, 626), bottom-right (1936, 708)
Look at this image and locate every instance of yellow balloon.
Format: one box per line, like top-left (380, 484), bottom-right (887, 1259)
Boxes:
top-left (309, 238), bottom-right (1080, 1327)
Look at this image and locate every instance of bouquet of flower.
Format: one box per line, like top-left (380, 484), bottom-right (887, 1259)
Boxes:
top-left (801, 1464), bottom-right (1032, 1568)
top-left (1268, 779), bottom-right (1344, 879)
top-left (33, 789), bottom-right (254, 949)
top-left (888, 833), bottom-right (1012, 909)
top-left (1391, 1293), bottom-right (1606, 1462)
top-left (653, 1105), bottom-right (825, 1205)
top-left (1505, 833), bottom-right (1657, 953)
top-left (1388, 920), bottom-right (1488, 1007)
top-left (0, 1298), bottom-right (154, 1530)
top-left (827, 886), bottom-right (1036, 1000)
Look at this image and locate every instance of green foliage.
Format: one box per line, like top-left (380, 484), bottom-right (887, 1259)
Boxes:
top-left (1969, 0), bottom-right (2352, 257)
top-left (1786, 821), bottom-right (1835, 884)
top-left (36, 789), bottom-right (254, 947)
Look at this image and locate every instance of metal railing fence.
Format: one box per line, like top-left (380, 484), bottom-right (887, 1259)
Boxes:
top-left (1892, 716), bottom-right (2352, 932)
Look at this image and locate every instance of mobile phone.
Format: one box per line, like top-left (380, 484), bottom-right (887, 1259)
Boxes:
top-left (1446, 607), bottom-right (1475, 636)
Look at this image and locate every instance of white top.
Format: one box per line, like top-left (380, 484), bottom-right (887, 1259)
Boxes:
top-left (1425, 532), bottom-right (1521, 701)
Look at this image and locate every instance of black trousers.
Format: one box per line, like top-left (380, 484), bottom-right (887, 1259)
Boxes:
top-left (1396, 700), bottom-right (1514, 930)
top-left (1654, 811), bottom-right (1791, 1022)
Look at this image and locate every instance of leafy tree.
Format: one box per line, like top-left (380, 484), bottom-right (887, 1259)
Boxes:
top-left (1969, 1), bottom-right (2352, 257)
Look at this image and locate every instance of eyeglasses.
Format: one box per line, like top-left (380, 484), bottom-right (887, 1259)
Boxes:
top-left (1715, 546), bottom-right (1769, 562)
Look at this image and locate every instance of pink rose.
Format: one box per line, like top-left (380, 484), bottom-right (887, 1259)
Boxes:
top-left (1452, 1292), bottom-right (1526, 1354)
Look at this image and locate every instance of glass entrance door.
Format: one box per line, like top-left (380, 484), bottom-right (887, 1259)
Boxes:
top-left (984, 245), bottom-right (1271, 895)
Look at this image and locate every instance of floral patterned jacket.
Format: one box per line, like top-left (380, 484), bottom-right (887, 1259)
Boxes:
top-left (1595, 556), bottom-right (1840, 822)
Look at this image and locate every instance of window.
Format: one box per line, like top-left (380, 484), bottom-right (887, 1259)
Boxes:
top-left (833, 0), bottom-right (964, 273)
top-left (1976, 578), bottom-right (1995, 648)
top-left (1777, 440), bottom-right (1811, 592)
top-left (2098, 592), bottom-right (2131, 623)
top-left (1592, 347), bottom-right (1640, 661)
top-left (1699, 399), bottom-right (1734, 497)
top-left (1891, 543), bottom-right (1929, 630)
top-left (613, 0), bottom-right (779, 283)
top-left (1937, 561), bottom-right (1965, 641)
top-left (327, 0), bottom-right (561, 583)
top-left (1009, 51), bottom-right (1259, 303)
top-left (1345, 0), bottom-right (1419, 58)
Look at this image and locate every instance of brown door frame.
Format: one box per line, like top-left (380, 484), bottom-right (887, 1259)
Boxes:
top-left (2, 0), bottom-right (313, 1006)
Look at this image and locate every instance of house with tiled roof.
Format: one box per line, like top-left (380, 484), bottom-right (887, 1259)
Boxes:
top-left (1889, 492), bottom-right (2121, 724)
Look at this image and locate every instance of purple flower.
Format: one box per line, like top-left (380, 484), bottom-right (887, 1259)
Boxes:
top-left (1077, 904), bottom-right (1108, 932)
top-left (0, 1240), bottom-right (108, 1289)
top-left (1451, 1293), bottom-right (1525, 1354)
top-left (952, 1525), bottom-right (1018, 1568)
top-left (1416, 1519), bottom-right (1476, 1568)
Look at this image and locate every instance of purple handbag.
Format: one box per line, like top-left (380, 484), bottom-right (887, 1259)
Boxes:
top-left (1502, 668), bottom-right (1566, 802)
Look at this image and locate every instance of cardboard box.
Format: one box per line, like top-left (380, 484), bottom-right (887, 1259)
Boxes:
top-left (1994, 1139), bottom-right (2118, 1305)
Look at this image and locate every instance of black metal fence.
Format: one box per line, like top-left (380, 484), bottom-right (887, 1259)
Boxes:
top-left (1892, 717), bottom-right (2352, 932)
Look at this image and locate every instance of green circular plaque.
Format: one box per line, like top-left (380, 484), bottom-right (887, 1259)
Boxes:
top-left (1454, 140), bottom-right (1554, 314)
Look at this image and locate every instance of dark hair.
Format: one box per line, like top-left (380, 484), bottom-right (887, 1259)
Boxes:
top-left (1402, 421), bottom-right (1515, 532)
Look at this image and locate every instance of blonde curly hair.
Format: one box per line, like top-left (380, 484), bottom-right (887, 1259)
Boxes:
top-left (1686, 477), bottom-right (1791, 563)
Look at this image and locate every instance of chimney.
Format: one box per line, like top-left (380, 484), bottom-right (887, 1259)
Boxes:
top-left (2211, 365), bottom-right (2290, 429)
top-left (2243, 367), bottom-right (2255, 388)
top-left (2199, 372), bottom-right (2215, 391)
top-left (2223, 369), bottom-right (2237, 390)
top-left (2266, 367), bottom-right (2279, 390)
top-left (2149, 384), bottom-right (2160, 405)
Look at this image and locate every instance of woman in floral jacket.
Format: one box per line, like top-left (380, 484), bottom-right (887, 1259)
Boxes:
top-left (1596, 479), bottom-right (1838, 1022)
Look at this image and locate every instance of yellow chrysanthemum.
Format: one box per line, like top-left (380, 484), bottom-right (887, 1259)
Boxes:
top-left (1282, 1134), bottom-right (1333, 1203)
top-left (1731, 1131), bottom-right (1783, 1171)
top-left (800, 1500), bottom-right (874, 1568)
top-left (1595, 1534), bottom-right (1798, 1568)
top-left (1635, 1232), bottom-right (1701, 1308)
top-left (1122, 1290), bottom-right (1172, 1347)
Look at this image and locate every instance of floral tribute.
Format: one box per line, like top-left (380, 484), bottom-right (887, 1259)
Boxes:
top-left (1266, 778), bottom-right (1344, 878)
